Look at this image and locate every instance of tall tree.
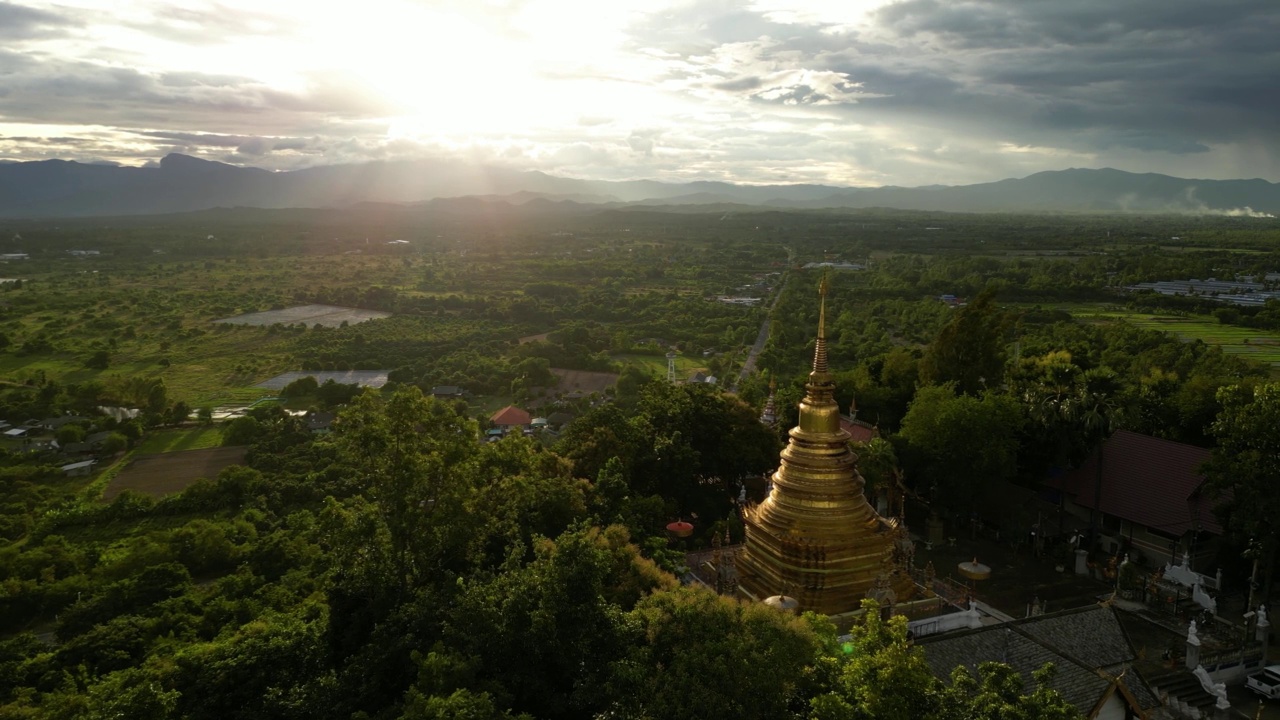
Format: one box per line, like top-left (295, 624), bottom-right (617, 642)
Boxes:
top-left (919, 287), bottom-right (1009, 396)
top-left (556, 382), bottom-right (780, 525)
top-left (1204, 382), bottom-right (1280, 598)
top-left (896, 384), bottom-right (1024, 514)
top-left (606, 587), bottom-right (820, 720)
top-left (333, 386), bottom-right (476, 596)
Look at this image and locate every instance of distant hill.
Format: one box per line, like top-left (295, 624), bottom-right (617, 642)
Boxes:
top-left (0, 154), bottom-right (1276, 218)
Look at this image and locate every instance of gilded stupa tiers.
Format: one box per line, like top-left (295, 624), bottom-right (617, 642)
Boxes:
top-left (737, 277), bottom-right (914, 615)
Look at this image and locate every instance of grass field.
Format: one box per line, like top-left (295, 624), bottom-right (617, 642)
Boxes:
top-left (1068, 307), bottom-right (1280, 366)
top-left (613, 353), bottom-right (709, 379)
top-left (134, 427), bottom-right (225, 455)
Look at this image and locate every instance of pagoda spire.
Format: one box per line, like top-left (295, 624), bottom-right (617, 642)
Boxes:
top-left (812, 273), bottom-right (830, 377)
top-left (798, 274), bottom-right (839, 436)
top-left (736, 276), bottom-right (914, 615)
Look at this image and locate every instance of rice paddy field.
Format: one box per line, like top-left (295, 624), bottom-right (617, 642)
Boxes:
top-left (1068, 306), bottom-right (1280, 367)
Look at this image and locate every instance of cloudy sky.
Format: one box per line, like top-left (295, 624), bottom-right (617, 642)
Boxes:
top-left (1, 0), bottom-right (1277, 186)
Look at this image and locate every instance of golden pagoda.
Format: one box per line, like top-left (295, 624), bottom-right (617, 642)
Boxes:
top-left (737, 277), bottom-right (914, 615)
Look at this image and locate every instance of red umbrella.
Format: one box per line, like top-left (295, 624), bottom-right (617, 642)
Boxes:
top-left (666, 521), bottom-right (694, 538)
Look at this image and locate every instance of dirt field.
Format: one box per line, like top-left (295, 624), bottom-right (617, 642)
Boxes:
top-left (518, 332), bottom-right (550, 344)
top-left (550, 368), bottom-right (618, 394)
top-left (214, 304), bottom-right (390, 328)
top-left (256, 369), bottom-right (390, 389)
top-left (103, 446), bottom-right (248, 501)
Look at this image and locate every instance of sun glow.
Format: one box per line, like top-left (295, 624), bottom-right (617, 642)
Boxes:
top-left (296, 0), bottom-right (686, 140)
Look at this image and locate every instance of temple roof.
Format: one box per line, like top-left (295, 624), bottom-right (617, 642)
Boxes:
top-left (918, 605), bottom-right (1160, 714)
top-left (1056, 430), bottom-right (1219, 535)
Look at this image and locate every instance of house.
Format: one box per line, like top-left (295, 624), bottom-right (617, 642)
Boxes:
top-left (490, 406), bottom-right (532, 434)
top-left (688, 371), bottom-right (708, 384)
top-left (305, 411), bottom-right (336, 434)
top-left (918, 605), bottom-right (1160, 719)
top-left (60, 460), bottom-right (96, 477)
top-left (1051, 430), bottom-right (1219, 568)
top-left (22, 438), bottom-right (59, 453)
top-left (4, 427), bottom-right (27, 438)
top-left (85, 431), bottom-right (114, 446)
top-left (41, 416), bottom-right (87, 430)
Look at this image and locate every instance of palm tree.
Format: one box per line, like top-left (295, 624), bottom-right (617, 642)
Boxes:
top-left (1022, 362), bottom-right (1123, 543)
top-left (1073, 369), bottom-right (1125, 547)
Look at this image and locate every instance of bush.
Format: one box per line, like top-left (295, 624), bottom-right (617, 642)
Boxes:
top-left (281, 376), bottom-right (319, 398)
top-left (222, 416), bottom-right (262, 446)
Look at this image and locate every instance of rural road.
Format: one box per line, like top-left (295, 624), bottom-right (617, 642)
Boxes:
top-left (733, 271), bottom-right (788, 392)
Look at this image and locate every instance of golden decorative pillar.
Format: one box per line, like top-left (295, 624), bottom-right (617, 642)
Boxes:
top-left (737, 277), bottom-right (914, 615)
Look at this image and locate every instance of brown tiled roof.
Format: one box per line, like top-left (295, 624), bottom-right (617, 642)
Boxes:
top-left (840, 417), bottom-right (879, 444)
top-left (490, 405), bottom-right (532, 426)
top-left (1059, 430), bottom-right (1220, 536)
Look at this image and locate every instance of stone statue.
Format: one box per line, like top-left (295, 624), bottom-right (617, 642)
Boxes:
top-left (1187, 620), bottom-right (1200, 647)
top-left (1192, 666), bottom-right (1230, 711)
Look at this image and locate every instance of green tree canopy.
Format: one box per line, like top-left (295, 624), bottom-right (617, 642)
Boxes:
top-left (896, 384), bottom-right (1023, 513)
top-left (1205, 382), bottom-right (1280, 595)
top-left (919, 288), bottom-right (1010, 396)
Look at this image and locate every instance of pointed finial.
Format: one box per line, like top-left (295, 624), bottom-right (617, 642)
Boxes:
top-left (813, 274), bottom-right (830, 375)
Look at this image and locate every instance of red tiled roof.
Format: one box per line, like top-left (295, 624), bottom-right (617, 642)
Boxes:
top-left (1059, 429), bottom-right (1220, 536)
top-left (490, 405), bottom-right (532, 426)
top-left (840, 417), bottom-right (879, 444)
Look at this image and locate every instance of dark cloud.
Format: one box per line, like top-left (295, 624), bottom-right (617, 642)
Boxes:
top-left (0, 1), bottom-right (77, 40)
top-left (0, 49), bottom-right (392, 135)
top-left (133, 130), bottom-right (314, 156)
top-left (850, 0), bottom-right (1280, 154)
top-left (633, 0), bottom-right (1280, 162)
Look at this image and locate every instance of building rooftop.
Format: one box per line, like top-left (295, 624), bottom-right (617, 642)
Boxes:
top-left (1056, 430), bottom-right (1219, 536)
top-left (490, 405), bottom-right (532, 426)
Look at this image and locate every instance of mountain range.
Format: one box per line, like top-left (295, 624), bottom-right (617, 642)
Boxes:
top-left (0, 153), bottom-right (1277, 218)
